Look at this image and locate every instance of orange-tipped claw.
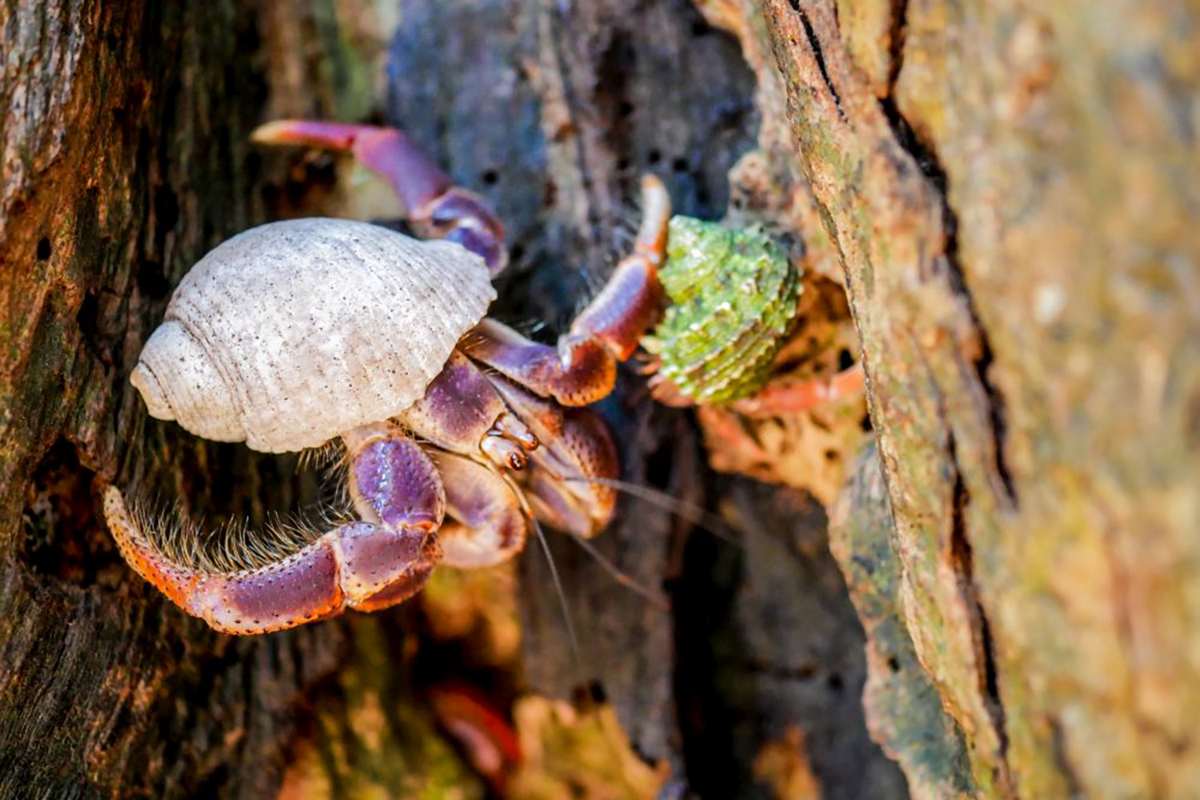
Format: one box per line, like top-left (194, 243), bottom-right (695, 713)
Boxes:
top-left (463, 175), bottom-right (671, 406)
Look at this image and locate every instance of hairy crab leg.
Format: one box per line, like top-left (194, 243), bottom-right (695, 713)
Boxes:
top-left (251, 120), bottom-right (508, 275)
top-left (427, 450), bottom-right (528, 568)
top-left (463, 175), bottom-right (671, 407)
top-left (103, 431), bottom-right (445, 635)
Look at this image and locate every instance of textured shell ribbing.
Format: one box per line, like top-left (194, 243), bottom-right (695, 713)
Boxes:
top-left (136, 218), bottom-right (496, 453)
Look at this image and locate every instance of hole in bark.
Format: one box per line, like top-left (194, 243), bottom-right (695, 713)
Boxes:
top-left (671, 157), bottom-right (689, 173)
top-left (138, 260), bottom-right (171, 300)
top-left (647, 149), bottom-right (662, 165)
top-left (36, 237), bottom-right (52, 261)
top-left (155, 187), bottom-right (180, 232)
top-left (837, 348), bottom-right (854, 370)
top-left (824, 449), bottom-right (839, 462)
top-left (22, 438), bottom-right (118, 586)
top-left (481, 169), bottom-right (499, 186)
top-left (509, 243), bottom-right (526, 263)
top-left (618, 100), bottom-right (634, 118)
top-left (76, 292), bottom-right (109, 365)
top-left (587, 681), bottom-right (607, 704)
top-left (887, 656), bottom-right (901, 673)
top-left (826, 672), bottom-right (844, 693)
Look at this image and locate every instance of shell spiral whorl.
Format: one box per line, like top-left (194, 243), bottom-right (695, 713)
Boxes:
top-left (132, 320), bottom-right (245, 442)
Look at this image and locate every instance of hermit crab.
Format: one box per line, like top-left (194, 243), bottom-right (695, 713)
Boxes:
top-left (104, 120), bottom-right (670, 635)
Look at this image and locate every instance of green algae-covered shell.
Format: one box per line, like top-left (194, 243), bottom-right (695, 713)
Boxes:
top-left (643, 216), bottom-right (801, 404)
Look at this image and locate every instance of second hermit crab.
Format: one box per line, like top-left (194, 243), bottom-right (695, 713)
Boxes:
top-left (105, 121), bottom-right (672, 635)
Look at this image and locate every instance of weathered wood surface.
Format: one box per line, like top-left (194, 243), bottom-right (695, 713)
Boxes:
top-left (740, 0), bottom-right (1200, 796)
top-left (1, 0), bottom-right (904, 797)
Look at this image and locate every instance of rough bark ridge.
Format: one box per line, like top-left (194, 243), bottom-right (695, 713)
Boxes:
top-left (748, 0), bottom-right (1199, 796)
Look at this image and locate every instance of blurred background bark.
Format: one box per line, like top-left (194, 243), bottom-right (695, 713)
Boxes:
top-left (1, 0), bottom-right (1196, 798)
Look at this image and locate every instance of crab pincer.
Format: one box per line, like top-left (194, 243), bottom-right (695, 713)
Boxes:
top-left (105, 433), bottom-right (443, 634)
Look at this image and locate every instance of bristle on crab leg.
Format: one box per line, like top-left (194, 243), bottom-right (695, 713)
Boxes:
top-left (102, 435), bottom-right (447, 635)
top-left (103, 488), bottom-right (440, 635)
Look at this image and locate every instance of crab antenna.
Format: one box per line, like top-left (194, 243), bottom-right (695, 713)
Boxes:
top-left (500, 471), bottom-right (584, 681)
top-left (560, 474), bottom-right (744, 547)
top-left (565, 532), bottom-right (671, 611)
top-left (530, 515), bottom-right (584, 678)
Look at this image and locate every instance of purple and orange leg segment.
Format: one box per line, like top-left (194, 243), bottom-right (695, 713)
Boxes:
top-left (251, 119), bottom-right (508, 275)
top-left (103, 432), bottom-right (446, 635)
top-left (396, 350), bottom-right (538, 472)
top-left (429, 451), bottom-right (528, 569)
top-left (464, 175), bottom-right (671, 407)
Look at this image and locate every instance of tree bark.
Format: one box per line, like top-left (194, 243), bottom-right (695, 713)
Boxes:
top-left (742, 0), bottom-right (1200, 797)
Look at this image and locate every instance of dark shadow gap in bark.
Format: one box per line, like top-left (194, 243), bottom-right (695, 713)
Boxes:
top-left (789, 1), bottom-right (846, 119)
top-left (878, 98), bottom-right (1018, 508)
top-left (886, 0), bottom-right (910, 96)
top-left (1048, 714), bottom-right (1086, 798)
top-left (947, 431), bottom-right (1014, 793)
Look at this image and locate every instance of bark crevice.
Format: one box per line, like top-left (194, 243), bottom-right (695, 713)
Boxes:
top-left (878, 91), bottom-right (1017, 509)
top-left (790, 2), bottom-right (845, 119)
top-left (947, 430), bottom-right (1015, 795)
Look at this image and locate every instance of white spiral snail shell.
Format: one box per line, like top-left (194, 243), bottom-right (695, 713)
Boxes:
top-left (131, 218), bottom-right (496, 453)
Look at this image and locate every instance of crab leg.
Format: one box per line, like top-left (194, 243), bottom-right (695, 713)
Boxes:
top-left (396, 350), bottom-right (538, 471)
top-left (727, 363), bottom-right (867, 417)
top-left (251, 120), bottom-right (508, 275)
top-left (103, 431), bottom-right (445, 635)
top-left (464, 175), bottom-right (671, 407)
top-left (428, 450), bottom-right (528, 568)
